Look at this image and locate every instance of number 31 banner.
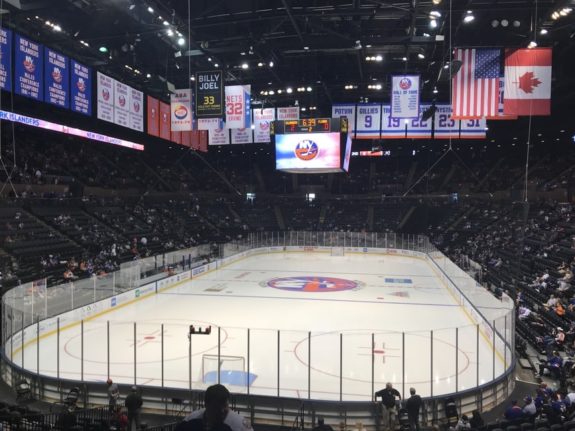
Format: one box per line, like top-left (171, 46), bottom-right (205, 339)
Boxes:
top-left (225, 85), bottom-right (251, 129)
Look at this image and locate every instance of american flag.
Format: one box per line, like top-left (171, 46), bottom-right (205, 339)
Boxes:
top-left (452, 48), bottom-right (500, 119)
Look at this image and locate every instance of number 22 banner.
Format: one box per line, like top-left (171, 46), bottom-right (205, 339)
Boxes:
top-left (225, 85), bottom-right (251, 129)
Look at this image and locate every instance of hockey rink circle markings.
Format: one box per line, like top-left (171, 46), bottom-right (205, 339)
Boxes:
top-left (62, 319), bottom-right (227, 365)
top-left (292, 329), bottom-right (471, 385)
top-left (266, 276), bottom-right (360, 292)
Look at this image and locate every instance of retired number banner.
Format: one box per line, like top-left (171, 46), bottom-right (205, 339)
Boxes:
top-left (225, 85), bottom-right (251, 129)
top-left (195, 70), bottom-right (223, 118)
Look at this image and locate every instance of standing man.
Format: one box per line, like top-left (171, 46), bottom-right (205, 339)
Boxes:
top-left (406, 388), bottom-right (422, 431)
top-left (375, 383), bottom-right (401, 431)
top-left (175, 384), bottom-right (253, 431)
top-left (125, 386), bottom-right (143, 431)
top-left (107, 379), bottom-right (120, 412)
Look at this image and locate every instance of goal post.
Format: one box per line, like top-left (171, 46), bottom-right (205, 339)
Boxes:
top-left (201, 355), bottom-right (246, 385)
top-left (331, 247), bottom-right (345, 256)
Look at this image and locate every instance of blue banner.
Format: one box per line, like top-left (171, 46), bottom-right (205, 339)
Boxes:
top-left (44, 47), bottom-right (69, 108)
top-left (71, 60), bottom-right (91, 116)
top-left (0, 28), bottom-right (12, 91)
top-left (15, 34), bottom-right (43, 100)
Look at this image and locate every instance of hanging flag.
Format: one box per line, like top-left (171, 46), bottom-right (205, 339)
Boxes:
top-left (486, 77), bottom-right (518, 120)
top-left (391, 75), bottom-right (420, 119)
top-left (504, 48), bottom-right (551, 116)
top-left (452, 48), bottom-right (500, 119)
top-left (224, 85), bottom-right (251, 129)
top-left (171, 89), bottom-right (193, 131)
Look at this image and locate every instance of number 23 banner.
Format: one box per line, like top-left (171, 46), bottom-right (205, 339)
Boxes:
top-left (225, 85), bottom-right (251, 129)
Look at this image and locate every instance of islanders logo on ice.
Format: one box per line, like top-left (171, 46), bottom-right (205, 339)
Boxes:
top-left (399, 77), bottom-right (412, 90)
top-left (294, 139), bottom-right (319, 161)
top-left (267, 276), bottom-right (358, 292)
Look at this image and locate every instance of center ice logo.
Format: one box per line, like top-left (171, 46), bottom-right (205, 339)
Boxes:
top-left (267, 276), bottom-right (357, 292)
top-left (294, 140), bottom-right (319, 161)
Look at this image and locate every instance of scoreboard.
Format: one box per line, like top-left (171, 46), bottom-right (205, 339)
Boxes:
top-left (272, 117), bottom-right (347, 135)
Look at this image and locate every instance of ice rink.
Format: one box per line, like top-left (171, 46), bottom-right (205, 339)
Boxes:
top-left (11, 251), bottom-right (506, 401)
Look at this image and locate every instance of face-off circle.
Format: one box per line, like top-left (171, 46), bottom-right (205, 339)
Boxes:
top-left (267, 276), bottom-right (358, 292)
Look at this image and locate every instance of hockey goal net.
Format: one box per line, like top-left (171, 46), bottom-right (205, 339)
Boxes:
top-left (202, 355), bottom-right (246, 383)
top-left (331, 247), bottom-right (345, 256)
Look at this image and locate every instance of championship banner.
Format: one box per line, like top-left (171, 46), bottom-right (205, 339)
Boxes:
top-left (114, 81), bottom-right (130, 128)
top-left (460, 118), bottom-right (486, 139)
top-left (129, 88), bottom-right (144, 132)
top-left (0, 29), bottom-right (12, 91)
top-left (71, 60), bottom-right (91, 116)
top-left (391, 75), bottom-right (420, 118)
top-left (44, 48), bottom-right (69, 109)
top-left (198, 118), bottom-right (224, 130)
top-left (434, 105), bottom-right (459, 139)
top-left (159, 101), bottom-right (171, 140)
top-left (406, 104), bottom-right (432, 139)
top-left (225, 85), bottom-right (251, 129)
top-left (147, 96), bottom-right (160, 137)
top-left (195, 70), bottom-right (224, 118)
top-left (277, 106), bottom-right (299, 120)
top-left (331, 104), bottom-right (356, 135)
top-left (170, 89), bottom-right (193, 131)
top-left (355, 104), bottom-right (381, 139)
top-left (381, 105), bottom-right (406, 138)
top-left (15, 34), bottom-right (43, 101)
top-left (231, 128), bottom-right (253, 144)
top-left (253, 108), bottom-right (275, 143)
top-left (97, 72), bottom-right (114, 123)
top-left (209, 125), bottom-right (230, 146)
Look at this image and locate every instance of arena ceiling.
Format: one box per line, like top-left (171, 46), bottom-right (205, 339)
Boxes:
top-left (2, 0), bottom-right (575, 114)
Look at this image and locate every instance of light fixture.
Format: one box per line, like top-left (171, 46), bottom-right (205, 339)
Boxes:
top-left (306, 87), bottom-right (312, 92)
top-left (491, 19), bottom-right (499, 28)
top-left (304, 46), bottom-right (309, 50)
top-left (214, 63), bottom-right (219, 67)
top-left (286, 87), bottom-right (293, 94)
top-left (429, 19), bottom-right (438, 28)
top-left (269, 90), bottom-right (275, 95)
top-left (432, 0), bottom-right (442, 4)
top-left (190, 76), bottom-right (195, 81)
top-left (241, 62), bottom-right (249, 69)
top-left (257, 62), bottom-right (263, 67)
top-left (207, 57), bottom-right (212, 62)
top-left (513, 20), bottom-right (520, 27)
top-left (423, 32), bottom-right (431, 37)
top-left (146, 73), bottom-right (152, 78)
top-left (269, 61), bottom-right (274, 67)
top-left (277, 89), bottom-right (283, 94)
top-left (463, 11), bottom-right (475, 23)
top-left (177, 37), bottom-right (185, 46)
top-left (53, 25), bottom-right (62, 32)
top-left (433, 87), bottom-right (438, 94)
top-left (540, 28), bottom-right (548, 35)
top-left (429, 11), bottom-right (441, 18)
top-left (528, 40), bottom-right (537, 49)
top-left (501, 19), bottom-right (509, 27)
top-left (301, 107), bottom-right (307, 112)
top-left (147, 6), bottom-right (154, 13)
top-left (375, 55), bottom-right (383, 61)
top-left (166, 29), bottom-right (174, 37)
top-left (99, 46), bottom-right (108, 53)
top-left (418, 53), bottom-right (425, 59)
top-left (163, 20), bottom-right (169, 26)
top-left (402, 56), bottom-right (408, 61)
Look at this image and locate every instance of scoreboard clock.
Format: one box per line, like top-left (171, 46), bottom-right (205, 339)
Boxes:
top-left (271, 117), bottom-right (347, 135)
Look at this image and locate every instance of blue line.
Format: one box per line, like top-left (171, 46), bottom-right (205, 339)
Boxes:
top-left (160, 291), bottom-right (460, 307)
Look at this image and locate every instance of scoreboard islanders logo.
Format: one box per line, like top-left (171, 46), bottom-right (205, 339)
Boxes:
top-left (267, 276), bottom-right (358, 292)
top-left (294, 139), bottom-right (319, 161)
top-left (399, 77), bottom-right (412, 90)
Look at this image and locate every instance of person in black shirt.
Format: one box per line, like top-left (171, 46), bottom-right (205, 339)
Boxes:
top-left (375, 383), bottom-right (401, 431)
top-left (312, 417), bottom-right (334, 431)
top-left (124, 386), bottom-right (143, 431)
top-left (406, 388), bottom-right (422, 431)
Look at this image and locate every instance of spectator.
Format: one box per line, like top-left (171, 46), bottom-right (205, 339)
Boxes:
top-left (107, 378), bottom-right (120, 412)
top-left (406, 387), bottom-right (422, 431)
top-left (469, 410), bottom-right (484, 429)
top-left (175, 384), bottom-right (253, 431)
top-left (453, 414), bottom-right (471, 431)
top-left (125, 386), bottom-right (143, 431)
top-left (312, 418), bottom-right (334, 431)
top-left (522, 396), bottom-right (537, 418)
top-left (504, 400), bottom-right (523, 421)
top-left (537, 351), bottom-right (563, 379)
top-left (375, 383), bottom-right (401, 431)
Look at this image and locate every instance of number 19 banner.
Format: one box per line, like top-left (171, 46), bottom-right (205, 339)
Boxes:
top-left (225, 85), bottom-right (251, 129)
top-left (391, 75), bottom-right (420, 119)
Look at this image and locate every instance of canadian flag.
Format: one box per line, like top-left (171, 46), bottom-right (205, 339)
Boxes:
top-left (504, 48), bottom-right (552, 116)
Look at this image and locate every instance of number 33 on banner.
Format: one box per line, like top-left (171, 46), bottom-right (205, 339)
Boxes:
top-left (203, 96), bottom-right (215, 105)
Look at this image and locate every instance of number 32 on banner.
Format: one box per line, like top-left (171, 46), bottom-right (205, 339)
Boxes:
top-left (226, 102), bottom-right (243, 115)
top-left (203, 96), bottom-right (215, 105)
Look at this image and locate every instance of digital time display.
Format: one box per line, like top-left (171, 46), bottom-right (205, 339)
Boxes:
top-left (284, 118), bottom-right (331, 133)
